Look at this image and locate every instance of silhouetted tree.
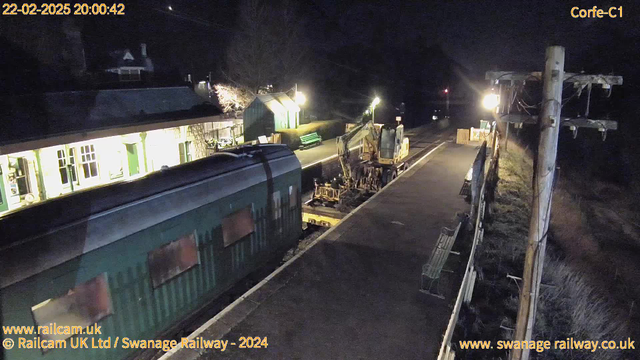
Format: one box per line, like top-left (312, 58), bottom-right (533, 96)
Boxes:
top-left (224, 0), bottom-right (309, 93)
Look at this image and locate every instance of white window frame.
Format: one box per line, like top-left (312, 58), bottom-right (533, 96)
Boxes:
top-left (179, 141), bottom-right (193, 164)
top-left (79, 144), bottom-right (99, 180)
top-left (57, 147), bottom-right (78, 187)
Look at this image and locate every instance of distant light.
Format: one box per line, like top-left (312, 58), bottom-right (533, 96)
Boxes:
top-left (168, 5), bottom-right (173, 10)
top-left (444, 89), bottom-right (449, 93)
top-left (295, 91), bottom-right (306, 105)
top-left (372, 97), bottom-right (381, 107)
top-left (482, 94), bottom-right (500, 110)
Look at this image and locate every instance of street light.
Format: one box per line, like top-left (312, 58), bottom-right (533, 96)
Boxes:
top-left (294, 91), bottom-right (306, 105)
top-left (290, 84), bottom-right (306, 126)
top-left (482, 94), bottom-right (500, 111)
top-left (443, 88), bottom-right (450, 115)
top-left (371, 97), bottom-right (381, 122)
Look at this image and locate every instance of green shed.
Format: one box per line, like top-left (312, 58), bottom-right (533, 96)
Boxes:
top-left (243, 93), bottom-right (300, 142)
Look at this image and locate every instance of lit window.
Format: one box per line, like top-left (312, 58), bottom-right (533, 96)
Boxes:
top-left (57, 149), bottom-right (78, 185)
top-left (222, 206), bottom-right (255, 247)
top-left (8, 157), bottom-right (31, 196)
top-left (148, 233), bottom-right (199, 288)
top-left (80, 145), bottom-right (99, 179)
top-left (119, 69), bottom-right (141, 81)
top-left (31, 273), bottom-right (113, 342)
top-left (57, 150), bottom-right (68, 185)
top-left (179, 141), bottom-right (192, 164)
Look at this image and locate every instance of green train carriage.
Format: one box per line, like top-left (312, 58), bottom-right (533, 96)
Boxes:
top-left (0, 144), bottom-right (301, 360)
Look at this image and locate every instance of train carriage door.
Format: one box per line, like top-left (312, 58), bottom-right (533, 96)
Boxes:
top-left (0, 165), bottom-right (8, 212)
top-left (126, 143), bottom-right (140, 176)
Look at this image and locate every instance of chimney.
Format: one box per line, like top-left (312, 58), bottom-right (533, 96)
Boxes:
top-left (141, 43), bottom-right (147, 57)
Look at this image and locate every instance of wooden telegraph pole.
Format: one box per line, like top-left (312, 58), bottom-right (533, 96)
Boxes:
top-left (510, 46), bottom-right (565, 360)
top-left (485, 49), bottom-right (622, 360)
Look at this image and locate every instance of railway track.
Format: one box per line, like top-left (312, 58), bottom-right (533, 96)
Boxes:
top-left (141, 121), bottom-right (458, 360)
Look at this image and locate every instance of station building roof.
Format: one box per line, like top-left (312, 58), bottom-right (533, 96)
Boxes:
top-left (1, 86), bottom-right (222, 154)
top-left (254, 93), bottom-right (300, 114)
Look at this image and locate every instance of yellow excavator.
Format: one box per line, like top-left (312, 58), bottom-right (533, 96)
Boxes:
top-left (302, 117), bottom-right (410, 227)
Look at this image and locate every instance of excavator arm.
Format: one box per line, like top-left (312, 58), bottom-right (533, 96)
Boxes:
top-left (336, 118), bottom-right (379, 186)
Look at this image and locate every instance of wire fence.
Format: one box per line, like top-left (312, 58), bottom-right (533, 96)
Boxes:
top-left (437, 125), bottom-right (500, 360)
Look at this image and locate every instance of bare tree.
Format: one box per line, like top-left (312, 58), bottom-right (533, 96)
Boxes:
top-left (214, 84), bottom-right (254, 114)
top-left (225, 0), bottom-right (309, 93)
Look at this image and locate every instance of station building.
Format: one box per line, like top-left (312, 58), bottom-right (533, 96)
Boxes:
top-left (243, 93), bottom-right (300, 142)
top-left (0, 86), bottom-right (237, 216)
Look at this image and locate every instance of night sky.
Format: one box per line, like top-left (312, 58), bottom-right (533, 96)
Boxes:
top-left (1, 0), bottom-right (638, 121)
top-left (80, 1), bottom-right (636, 72)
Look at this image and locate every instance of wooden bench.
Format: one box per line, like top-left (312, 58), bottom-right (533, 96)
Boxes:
top-left (420, 218), bottom-right (464, 298)
top-left (299, 132), bottom-right (322, 149)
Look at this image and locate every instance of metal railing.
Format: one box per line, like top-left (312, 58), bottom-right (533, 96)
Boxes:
top-left (437, 126), bottom-right (499, 360)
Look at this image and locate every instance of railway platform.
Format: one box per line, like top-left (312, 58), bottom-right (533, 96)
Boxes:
top-left (162, 139), bottom-right (478, 360)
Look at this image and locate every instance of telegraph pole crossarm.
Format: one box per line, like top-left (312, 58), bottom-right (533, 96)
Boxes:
top-left (486, 71), bottom-right (622, 86)
top-left (496, 114), bottom-right (618, 131)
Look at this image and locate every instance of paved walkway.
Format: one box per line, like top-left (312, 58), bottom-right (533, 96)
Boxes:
top-left (164, 139), bottom-right (478, 360)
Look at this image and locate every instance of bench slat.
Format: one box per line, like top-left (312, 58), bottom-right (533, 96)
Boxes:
top-left (422, 222), bottom-right (462, 279)
top-left (299, 132), bottom-right (322, 148)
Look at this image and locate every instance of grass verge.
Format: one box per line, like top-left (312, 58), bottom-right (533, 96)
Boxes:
top-left (454, 142), bottom-right (632, 360)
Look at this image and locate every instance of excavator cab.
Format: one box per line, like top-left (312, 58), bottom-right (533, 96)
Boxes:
top-left (378, 124), bottom-right (409, 165)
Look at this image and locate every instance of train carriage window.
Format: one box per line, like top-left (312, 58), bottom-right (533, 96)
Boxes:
top-left (222, 206), bottom-right (255, 247)
top-left (272, 191), bottom-right (281, 220)
top-left (148, 232), bottom-right (199, 288)
top-left (289, 185), bottom-right (298, 209)
top-left (31, 273), bottom-right (113, 343)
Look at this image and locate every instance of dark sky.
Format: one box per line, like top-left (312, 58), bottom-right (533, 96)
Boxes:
top-left (308, 0), bottom-right (638, 72)
top-left (2, 0), bottom-right (637, 99)
top-left (75, 0), bottom-right (638, 78)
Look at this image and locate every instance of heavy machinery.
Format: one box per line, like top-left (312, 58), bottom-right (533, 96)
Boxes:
top-left (303, 117), bottom-right (409, 227)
